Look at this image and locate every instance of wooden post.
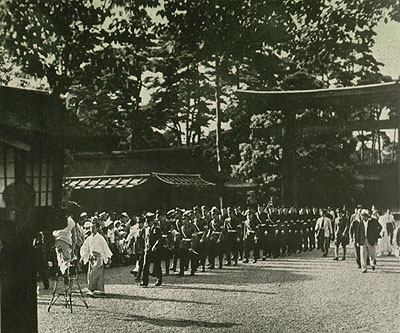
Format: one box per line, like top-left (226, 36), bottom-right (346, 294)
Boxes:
top-left (1, 150), bottom-right (37, 333)
top-left (281, 110), bottom-right (297, 206)
top-left (215, 56), bottom-right (223, 210)
top-left (397, 97), bottom-right (400, 209)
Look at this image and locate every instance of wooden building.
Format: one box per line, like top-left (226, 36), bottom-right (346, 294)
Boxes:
top-left (65, 148), bottom-right (217, 213)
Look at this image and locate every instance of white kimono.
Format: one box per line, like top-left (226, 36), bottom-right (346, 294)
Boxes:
top-left (80, 233), bottom-right (113, 292)
top-left (80, 233), bottom-right (113, 265)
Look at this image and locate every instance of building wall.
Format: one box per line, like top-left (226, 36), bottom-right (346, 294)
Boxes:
top-left (68, 148), bottom-right (211, 177)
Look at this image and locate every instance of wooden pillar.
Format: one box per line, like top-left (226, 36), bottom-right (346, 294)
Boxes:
top-left (1, 150), bottom-right (37, 333)
top-left (281, 110), bottom-right (297, 206)
top-left (215, 56), bottom-right (223, 210)
top-left (397, 97), bottom-right (400, 209)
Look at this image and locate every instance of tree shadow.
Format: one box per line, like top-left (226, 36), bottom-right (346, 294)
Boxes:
top-left (168, 266), bottom-right (313, 286)
top-left (100, 292), bottom-right (215, 305)
top-left (379, 270), bottom-right (400, 274)
top-left (38, 292), bottom-right (215, 306)
top-left (161, 284), bottom-right (276, 295)
top-left (95, 309), bottom-right (239, 329)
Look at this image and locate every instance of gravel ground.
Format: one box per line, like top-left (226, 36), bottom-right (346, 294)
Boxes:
top-left (38, 245), bottom-right (400, 333)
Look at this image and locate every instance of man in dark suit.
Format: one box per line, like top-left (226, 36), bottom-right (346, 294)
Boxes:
top-left (140, 213), bottom-right (163, 287)
top-left (356, 209), bottom-right (382, 273)
top-left (350, 206), bottom-right (362, 268)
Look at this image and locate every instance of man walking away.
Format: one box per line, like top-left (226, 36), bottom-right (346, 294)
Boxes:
top-left (356, 209), bottom-right (382, 273)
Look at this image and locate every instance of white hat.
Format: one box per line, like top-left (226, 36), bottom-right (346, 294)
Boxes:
top-left (104, 218), bottom-right (113, 227)
top-left (80, 212), bottom-right (88, 218)
top-left (361, 209), bottom-right (370, 218)
top-left (83, 221), bottom-right (93, 228)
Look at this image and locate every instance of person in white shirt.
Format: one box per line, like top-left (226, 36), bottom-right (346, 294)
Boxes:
top-left (382, 209), bottom-right (396, 245)
top-left (80, 222), bottom-right (112, 296)
top-left (377, 209), bottom-right (394, 256)
top-left (315, 210), bottom-right (333, 258)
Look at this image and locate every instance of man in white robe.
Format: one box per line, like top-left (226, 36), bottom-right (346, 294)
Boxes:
top-left (80, 223), bottom-right (112, 295)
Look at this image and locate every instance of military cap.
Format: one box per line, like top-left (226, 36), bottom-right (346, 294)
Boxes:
top-left (167, 209), bottom-right (175, 216)
top-left (183, 210), bottom-right (193, 218)
top-left (146, 212), bottom-right (155, 218)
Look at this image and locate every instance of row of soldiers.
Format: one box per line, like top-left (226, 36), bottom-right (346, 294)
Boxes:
top-left (82, 205), bottom-right (326, 286)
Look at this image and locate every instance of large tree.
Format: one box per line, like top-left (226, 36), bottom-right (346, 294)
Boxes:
top-left (0, 0), bottom-right (163, 148)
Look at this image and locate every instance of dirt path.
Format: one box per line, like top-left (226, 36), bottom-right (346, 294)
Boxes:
top-left (38, 245), bottom-right (400, 332)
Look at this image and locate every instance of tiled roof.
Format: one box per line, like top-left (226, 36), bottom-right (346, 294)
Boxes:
top-left (64, 172), bottom-right (215, 190)
top-left (64, 174), bottom-right (150, 190)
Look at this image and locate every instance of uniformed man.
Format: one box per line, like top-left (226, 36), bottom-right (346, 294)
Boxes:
top-left (224, 207), bottom-right (240, 266)
top-left (207, 207), bottom-right (224, 269)
top-left (170, 208), bottom-right (183, 272)
top-left (192, 207), bottom-right (208, 272)
top-left (256, 205), bottom-right (268, 260)
top-left (178, 212), bottom-right (197, 276)
top-left (234, 206), bottom-right (246, 260)
top-left (243, 208), bottom-right (259, 263)
top-left (156, 210), bottom-right (173, 275)
top-left (280, 219), bottom-right (289, 256)
top-left (140, 213), bottom-right (163, 287)
top-left (271, 219), bottom-right (281, 258)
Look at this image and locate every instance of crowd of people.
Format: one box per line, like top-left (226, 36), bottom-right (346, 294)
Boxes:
top-left (36, 203), bottom-right (400, 295)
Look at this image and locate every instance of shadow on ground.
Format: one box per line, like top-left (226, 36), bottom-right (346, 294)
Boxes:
top-left (93, 308), bottom-right (239, 329)
top-left (38, 291), bottom-right (215, 306)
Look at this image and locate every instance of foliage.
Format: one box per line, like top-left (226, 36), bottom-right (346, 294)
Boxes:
top-left (1, 0), bottom-right (399, 205)
top-left (0, 0), bottom-right (162, 148)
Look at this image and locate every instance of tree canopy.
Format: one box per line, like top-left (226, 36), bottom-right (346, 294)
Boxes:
top-left (1, 0), bottom-right (399, 203)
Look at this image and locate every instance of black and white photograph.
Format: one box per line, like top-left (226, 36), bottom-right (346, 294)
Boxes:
top-left (0, 1), bottom-right (399, 332)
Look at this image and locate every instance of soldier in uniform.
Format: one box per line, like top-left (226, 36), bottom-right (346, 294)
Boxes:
top-left (286, 219), bottom-right (295, 255)
top-left (271, 219), bottom-right (281, 258)
top-left (234, 206), bottom-right (246, 260)
top-left (224, 207), bottom-right (240, 266)
top-left (295, 219), bottom-right (303, 253)
top-left (207, 207), bottom-right (224, 269)
top-left (140, 213), bottom-right (163, 287)
top-left (279, 219), bottom-right (289, 257)
top-left (178, 212), bottom-right (197, 276)
top-left (192, 207), bottom-right (208, 272)
top-left (156, 210), bottom-right (173, 275)
top-left (170, 209), bottom-right (183, 272)
top-left (256, 205), bottom-right (268, 260)
top-left (243, 209), bottom-right (259, 263)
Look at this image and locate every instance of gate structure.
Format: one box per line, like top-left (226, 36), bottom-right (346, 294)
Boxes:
top-left (237, 81), bottom-right (400, 208)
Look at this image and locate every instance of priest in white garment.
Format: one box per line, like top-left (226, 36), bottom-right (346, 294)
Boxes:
top-left (80, 222), bottom-right (113, 295)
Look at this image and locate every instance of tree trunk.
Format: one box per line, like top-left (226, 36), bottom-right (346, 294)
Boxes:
top-left (129, 71), bottom-right (142, 151)
top-left (215, 56), bottom-right (222, 174)
top-left (377, 130), bottom-right (382, 164)
top-left (215, 55), bottom-right (223, 210)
